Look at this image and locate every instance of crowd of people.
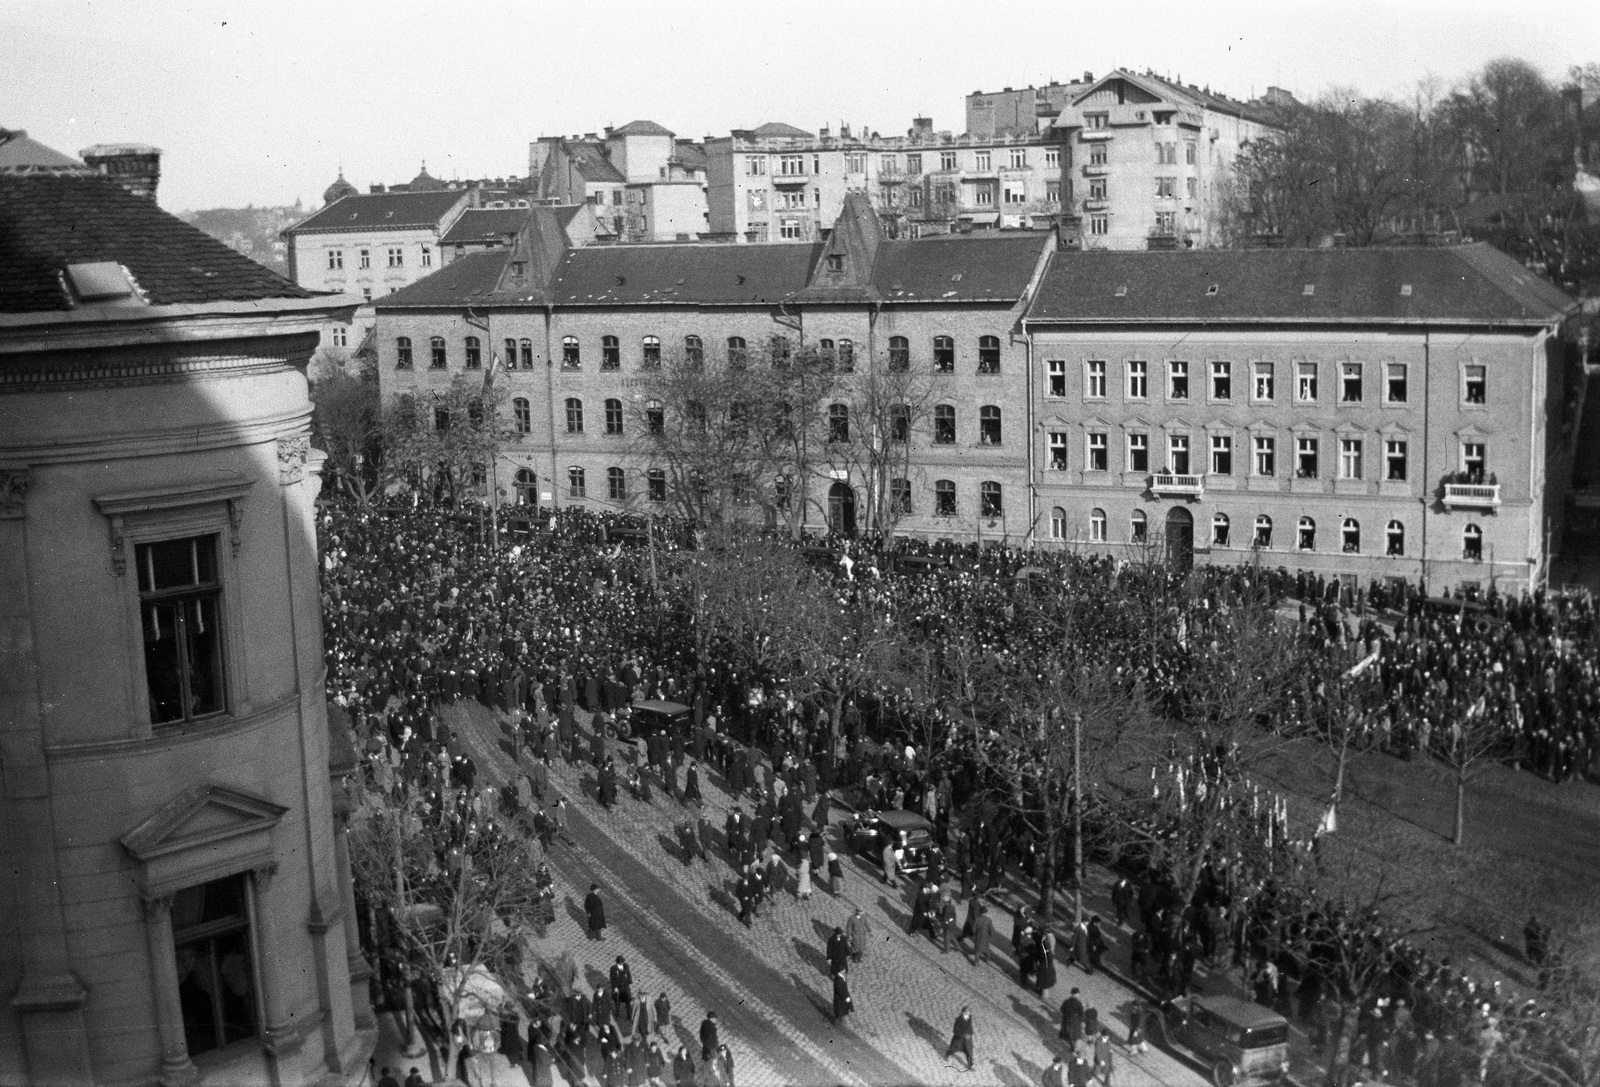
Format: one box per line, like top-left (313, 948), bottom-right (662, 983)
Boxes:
top-left (321, 503), bottom-right (1588, 1087)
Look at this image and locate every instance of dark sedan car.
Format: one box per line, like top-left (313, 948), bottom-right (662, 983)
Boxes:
top-left (849, 809), bottom-right (936, 875)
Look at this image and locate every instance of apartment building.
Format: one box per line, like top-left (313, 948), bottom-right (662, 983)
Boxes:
top-left (705, 119), bottom-right (1066, 242)
top-left (529, 121), bottom-right (710, 242)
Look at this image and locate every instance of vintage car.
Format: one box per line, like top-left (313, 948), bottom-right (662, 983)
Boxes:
top-left (848, 809), bottom-right (936, 875)
top-left (626, 699), bottom-right (692, 742)
top-left (1152, 994), bottom-right (1291, 1086)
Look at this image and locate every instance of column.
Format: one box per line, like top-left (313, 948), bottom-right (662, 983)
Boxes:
top-left (334, 810), bottom-right (376, 1030)
top-left (142, 894), bottom-right (200, 1087)
top-left (248, 863), bottom-right (302, 1085)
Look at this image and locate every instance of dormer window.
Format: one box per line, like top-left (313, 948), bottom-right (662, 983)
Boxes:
top-left (826, 254), bottom-right (844, 273)
top-left (510, 262), bottom-right (526, 277)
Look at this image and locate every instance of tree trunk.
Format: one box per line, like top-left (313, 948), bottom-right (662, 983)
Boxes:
top-left (1036, 846), bottom-right (1056, 921)
top-left (1453, 772), bottom-right (1466, 846)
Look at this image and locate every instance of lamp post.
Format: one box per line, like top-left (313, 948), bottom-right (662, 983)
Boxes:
top-left (1072, 711), bottom-right (1084, 927)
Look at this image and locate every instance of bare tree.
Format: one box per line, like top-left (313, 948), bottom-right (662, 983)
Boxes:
top-left (814, 360), bottom-right (937, 536)
top-left (310, 347), bottom-right (385, 506)
top-left (1492, 920), bottom-right (1600, 1087)
top-left (384, 376), bottom-right (517, 508)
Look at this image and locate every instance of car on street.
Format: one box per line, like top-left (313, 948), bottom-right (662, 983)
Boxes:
top-left (627, 699), bottom-right (691, 742)
top-left (1151, 993), bottom-right (1291, 1086)
top-left (848, 809), bottom-right (936, 875)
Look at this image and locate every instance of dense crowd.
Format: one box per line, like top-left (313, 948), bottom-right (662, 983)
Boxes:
top-left (321, 504), bottom-right (1589, 1087)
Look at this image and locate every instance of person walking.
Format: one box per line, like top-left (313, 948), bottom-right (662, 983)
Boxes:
top-left (1092, 1027), bottom-right (1115, 1086)
top-left (698, 1012), bottom-right (719, 1062)
top-left (945, 1006), bottom-right (974, 1071)
top-left (1060, 988), bottom-right (1085, 1049)
top-left (827, 926), bottom-right (851, 976)
top-left (585, 883), bottom-right (608, 940)
top-left (846, 907), bottom-right (870, 964)
top-left (881, 839), bottom-right (899, 889)
top-left (831, 969), bottom-right (853, 1023)
top-left (653, 992), bottom-right (672, 1040)
top-left (1042, 1055), bottom-right (1067, 1087)
top-left (827, 851), bottom-right (844, 896)
top-left (938, 889), bottom-right (959, 955)
top-left (796, 850), bottom-right (813, 902)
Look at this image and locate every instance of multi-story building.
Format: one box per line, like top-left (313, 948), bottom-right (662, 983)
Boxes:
top-left (529, 122), bottom-right (709, 242)
top-left (0, 167), bottom-right (368, 1085)
top-left (1023, 246), bottom-right (1577, 591)
top-left (705, 119), bottom-right (1066, 242)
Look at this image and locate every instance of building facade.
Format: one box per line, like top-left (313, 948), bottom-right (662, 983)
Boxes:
top-left (0, 172), bottom-right (368, 1085)
top-left (529, 122), bottom-right (709, 242)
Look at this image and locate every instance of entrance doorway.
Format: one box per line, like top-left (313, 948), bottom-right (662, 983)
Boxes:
top-left (828, 481), bottom-right (857, 537)
top-left (513, 469), bottom-right (537, 507)
top-left (1165, 507), bottom-right (1194, 573)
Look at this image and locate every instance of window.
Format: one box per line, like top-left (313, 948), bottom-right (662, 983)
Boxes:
top-left (1044, 148), bottom-right (1060, 168)
top-left (461, 336), bottom-right (481, 370)
top-left (818, 339), bottom-right (835, 366)
top-left (421, 246), bottom-right (432, 268)
top-left (1463, 523), bottom-right (1483, 560)
top-left (1085, 112), bottom-right (1108, 130)
top-left (935, 479), bottom-right (957, 516)
top-left (387, 246), bottom-right (403, 268)
top-left (1462, 442), bottom-right (1486, 479)
top-left (1211, 361), bottom-right (1232, 400)
top-left (1296, 436), bottom-right (1319, 478)
top-left (1211, 434), bottom-right (1233, 475)
top-left (934, 405), bottom-right (956, 444)
top-left (138, 535), bottom-right (226, 724)
top-left (1298, 517), bottom-right (1316, 551)
top-left (933, 336), bottom-right (955, 373)
top-left (1004, 185), bottom-right (1027, 205)
top-left (513, 397), bottom-right (531, 435)
top-left (503, 338), bottom-right (516, 369)
top-left (1008, 147), bottom-right (1027, 168)
top-left (1156, 176), bottom-right (1176, 198)
top-left (607, 467), bottom-right (626, 501)
top-left (1342, 518), bottom-right (1361, 553)
top-left (980, 481), bottom-right (1003, 517)
top-left (1186, 177), bottom-right (1198, 199)
top-left (685, 335), bottom-right (704, 367)
top-left (1168, 434), bottom-right (1190, 474)
top-left (1090, 508), bottom-right (1107, 542)
top-left (1130, 509), bottom-right (1147, 543)
top-left (1154, 212), bottom-right (1176, 235)
top-left (906, 153), bottom-right (923, 174)
top-left (520, 339), bottom-right (534, 369)
top-left (979, 405), bottom-right (1002, 445)
top-left (727, 336), bottom-right (748, 368)
top-left (565, 398), bottom-right (583, 434)
top-left (779, 219), bottom-right (801, 240)
top-left (326, 249), bottom-right (343, 271)
top-left (1088, 432), bottom-right (1108, 471)
top-left (747, 155), bottom-right (767, 176)
top-left (829, 403), bottom-right (849, 443)
top-left (434, 407), bottom-right (450, 432)
top-left (1253, 435), bottom-right (1276, 476)
top-left (1464, 364), bottom-right (1486, 405)
top-left (1046, 180), bottom-right (1061, 203)
top-left (1340, 438), bottom-right (1363, 479)
top-left (891, 478), bottom-right (912, 514)
top-left (601, 335), bottom-right (621, 370)
top-left (884, 336), bottom-right (910, 372)
top-left (1382, 439), bottom-right (1408, 481)
top-left (1186, 141), bottom-right (1197, 165)
top-left (568, 467), bottom-right (586, 498)
top-left (330, 326), bottom-right (347, 349)
top-left (1051, 506), bottom-right (1068, 541)
top-left (1386, 362), bottom-right (1408, 403)
top-left (972, 183), bottom-right (996, 207)
top-left (1086, 360), bottom-right (1106, 399)
top-left (889, 404), bottom-right (910, 443)
top-left (837, 339), bottom-right (855, 371)
top-left (1254, 515), bottom-right (1273, 549)
top-left (778, 154), bottom-right (804, 176)
top-left (686, 401), bottom-right (707, 433)
top-left (1297, 361), bottom-right (1318, 402)
top-left (908, 187), bottom-right (925, 209)
top-left (173, 874), bottom-right (258, 1054)
top-left (1387, 520), bottom-right (1405, 556)
top-left (1048, 359), bottom-right (1067, 398)
top-left (1127, 360), bottom-right (1148, 399)
top-left (1090, 215), bottom-right (1109, 236)
top-left (1089, 142), bottom-right (1108, 165)
top-left (427, 337), bottom-right (445, 369)
top-left (1128, 432), bottom-right (1149, 473)
top-left (645, 400), bottom-right (664, 435)
top-left (1253, 361), bottom-right (1275, 401)
top-left (561, 336), bottom-right (580, 370)
top-left (932, 150), bottom-right (955, 172)
top-left (647, 470), bottom-right (666, 503)
top-left (1341, 362), bottom-right (1363, 403)
top-left (846, 152), bottom-right (867, 173)
top-left (1049, 432), bottom-right (1068, 470)
top-left (604, 398), bottom-right (624, 435)
top-left (977, 336), bottom-right (1001, 374)
top-left (362, 288), bottom-right (371, 301)
top-left (1212, 513), bottom-right (1230, 547)
top-left (642, 336), bottom-right (661, 369)
top-left (395, 337), bottom-right (413, 369)
top-left (974, 150), bottom-right (992, 171)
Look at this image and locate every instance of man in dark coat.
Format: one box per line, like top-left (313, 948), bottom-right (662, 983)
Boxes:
top-left (594, 983), bottom-right (615, 1030)
top-left (971, 901), bottom-right (995, 966)
top-left (530, 1037), bottom-right (555, 1087)
top-left (611, 955), bottom-right (634, 1019)
top-left (672, 1046), bottom-right (695, 1087)
top-left (846, 907), bottom-right (870, 963)
top-left (500, 1015), bottom-right (526, 1065)
top-left (699, 1012), bottom-right (719, 1062)
top-left (938, 890), bottom-right (959, 955)
top-left (945, 1007), bottom-right (974, 1071)
top-left (831, 970), bottom-right (853, 1022)
top-left (1060, 988), bottom-right (1085, 1047)
top-left (653, 992), bottom-right (672, 1040)
top-left (684, 761), bottom-right (702, 804)
top-left (585, 883), bottom-right (608, 940)
top-left (827, 926), bottom-right (851, 975)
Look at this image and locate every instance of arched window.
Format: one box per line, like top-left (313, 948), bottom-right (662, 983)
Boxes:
top-left (1298, 516), bottom-right (1316, 551)
top-left (686, 400), bottom-right (706, 432)
top-left (829, 403), bottom-right (850, 443)
top-left (1342, 518), bottom-right (1361, 553)
top-left (567, 466), bottom-right (586, 498)
top-left (642, 335), bottom-right (661, 369)
top-left (1051, 506), bottom-right (1068, 540)
top-left (604, 398), bottom-right (624, 435)
top-left (645, 399), bottom-right (664, 434)
top-left (769, 335), bottom-right (791, 368)
top-left (513, 468), bottom-right (536, 504)
top-left (1130, 509), bottom-right (1148, 543)
top-left (564, 397), bottom-right (583, 434)
top-left (464, 336), bottom-right (481, 369)
top-left (607, 467), bottom-right (626, 501)
top-left (519, 338), bottom-right (534, 369)
top-left (468, 399), bottom-right (484, 428)
top-left (396, 393), bottom-right (417, 429)
top-left (429, 336), bottom-right (446, 369)
top-left (979, 405), bottom-right (1002, 445)
top-left (727, 336), bottom-right (748, 367)
top-left (1386, 520), bottom-right (1405, 556)
top-left (1212, 512), bottom-right (1230, 547)
top-left (935, 479), bottom-right (956, 516)
top-left (513, 397), bottom-right (531, 435)
top-left (1254, 514), bottom-right (1272, 549)
top-left (980, 480), bottom-right (1003, 517)
top-left (889, 404), bottom-right (910, 443)
top-left (837, 338), bottom-right (855, 370)
top-left (1090, 507), bottom-right (1107, 542)
top-left (888, 336), bottom-right (910, 372)
top-left (934, 404), bottom-right (956, 444)
top-left (601, 335), bottom-right (620, 370)
top-left (1463, 523), bottom-right (1483, 560)
top-left (560, 336), bottom-right (580, 369)
top-left (933, 335), bottom-right (955, 373)
top-left (647, 469), bottom-right (666, 503)
top-left (978, 335), bottom-right (1001, 374)
top-left (818, 338), bottom-right (836, 366)
top-left (395, 336), bottom-right (413, 369)
top-left (685, 335), bottom-right (704, 367)
top-left (503, 337), bottom-right (516, 369)
top-left (434, 406), bottom-right (450, 431)
top-left (890, 478), bottom-right (912, 513)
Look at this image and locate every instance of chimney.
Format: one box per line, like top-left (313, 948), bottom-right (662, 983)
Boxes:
top-left (912, 117), bottom-right (934, 140)
top-left (80, 143), bottom-right (161, 201)
top-left (1083, 71), bottom-right (1093, 83)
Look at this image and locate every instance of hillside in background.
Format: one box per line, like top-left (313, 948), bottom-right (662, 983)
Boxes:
top-left (181, 203), bottom-right (307, 276)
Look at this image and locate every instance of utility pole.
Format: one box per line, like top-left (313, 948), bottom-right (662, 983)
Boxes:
top-left (1072, 711), bottom-right (1084, 926)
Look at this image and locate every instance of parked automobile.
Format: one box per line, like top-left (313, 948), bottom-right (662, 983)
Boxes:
top-left (625, 699), bottom-right (691, 743)
top-left (848, 809), bottom-right (936, 875)
top-left (1151, 994), bottom-right (1291, 1086)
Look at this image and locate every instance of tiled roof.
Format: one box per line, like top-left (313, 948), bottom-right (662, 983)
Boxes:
top-left (749, 122), bottom-right (814, 139)
top-left (551, 242), bottom-right (823, 306)
top-left (1026, 245), bottom-right (1575, 327)
top-left (0, 128), bottom-right (88, 172)
top-left (612, 120), bottom-right (675, 137)
top-left (566, 142), bottom-right (626, 184)
top-left (0, 174), bottom-right (314, 313)
top-left (1139, 71), bottom-right (1280, 127)
top-left (672, 141), bottom-right (708, 171)
top-left (374, 250), bottom-right (511, 308)
top-left (284, 189), bottom-right (466, 234)
top-left (440, 208), bottom-right (533, 246)
top-left (872, 232), bottom-right (1051, 303)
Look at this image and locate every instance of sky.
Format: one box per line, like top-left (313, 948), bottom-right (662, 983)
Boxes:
top-left (3, 0), bottom-right (1596, 213)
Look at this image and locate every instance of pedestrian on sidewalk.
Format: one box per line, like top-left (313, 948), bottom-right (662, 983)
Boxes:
top-left (647, 1041), bottom-right (666, 1087)
top-left (1060, 988), bottom-right (1085, 1048)
top-left (653, 992), bottom-right (671, 1039)
top-left (611, 955), bottom-right (634, 1021)
top-left (831, 969), bottom-right (853, 1022)
top-left (585, 883), bottom-right (608, 940)
top-left (945, 1006), bottom-right (975, 1071)
top-left (1086, 916), bottom-right (1107, 974)
top-left (796, 845), bottom-right (813, 902)
top-left (827, 851), bottom-right (844, 896)
top-left (684, 761), bottom-right (702, 805)
top-left (1042, 1055), bottom-right (1066, 1087)
top-left (1036, 929), bottom-right (1058, 994)
top-left (938, 889), bottom-right (959, 955)
top-left (1092, 1027), bottom-right (1115, 1086)
top-left (971, 901), bottom-right (994, 966)
top-left (881, 840), bottom-right (899, 889)
top-left (827, 926), bottom-right (851, 975)
top-left (698, 1012), bottom-right (719, 1062)
top-left (672, 1045), bottom-right (695, 1087)
top-left (846, 907), bottom-right (870, 964)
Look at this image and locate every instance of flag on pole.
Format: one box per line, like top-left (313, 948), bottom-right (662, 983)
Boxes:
top-left (482, 350), bottom-right (505, 393)
top-left (1317, 803), bottom-right (1338, 837)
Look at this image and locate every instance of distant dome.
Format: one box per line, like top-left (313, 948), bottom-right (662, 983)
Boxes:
top-left (323, 171), bottom-right (357, 206)
top-left (408, 162), bottom-right (445, 191)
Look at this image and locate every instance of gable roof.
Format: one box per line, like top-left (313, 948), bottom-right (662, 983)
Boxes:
top-left (748, 122), bottom-right (814, 139)
top-left (565, 141), bottom-right (626, 184)
top-left (283, 189), bottom-right (467, 235)
top-left (1025, 245), bottom-right (1575, 327)
top-left (440, 207), bottom-right (534, 246)
top-left (0, 174), bottom-right (315, 314)
top-left (551, 242), bottom-right (823, 306)
top-left (873, 232), bottom-right (1052, 303)
top-left (374, 249), bottom-right (511, 308)
top-left (672, 140), bottom-right (708, 171)
top-left (1069, 69), bottom-right (1279, 127)
top-left (612, 120), bottom-right (675, 138)
top-left (0, 128), bottom-right (89, 173)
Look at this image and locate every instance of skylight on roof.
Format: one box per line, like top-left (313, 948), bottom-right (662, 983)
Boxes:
top-left (64, 261), bottom-right (140, 305)
top-left (1114, 286), bottom-right (1128, 297)
top-left (1400, 284), bottom-right (1413, 296)
top-left (1205, 284), bottom-right (1219, 296)
top-left (1302, 284), bottom-right (1315, 296)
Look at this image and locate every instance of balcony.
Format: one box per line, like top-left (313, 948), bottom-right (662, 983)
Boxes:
top-left (1152, 473), bottom-right (1204, 498)
top-left (1441, 481), bottom-right (1501, 510)
top-left (1082, 163), bottom-right (1108, 177)
top-left (1078, 130), bottom-right (1114, 141)
top-left (1083, 199), bottom-right (1109, 211)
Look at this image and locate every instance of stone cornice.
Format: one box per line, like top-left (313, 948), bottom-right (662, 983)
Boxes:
top-left (0, 295), bottom-right (360, 349)
top-left (0, 348), bottom-right (296, 393)
top-left (0, 406), bottom-right (310, 464)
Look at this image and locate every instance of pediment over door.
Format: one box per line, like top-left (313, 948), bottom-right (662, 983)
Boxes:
top-left (121, 784), bottom-right (287, 899)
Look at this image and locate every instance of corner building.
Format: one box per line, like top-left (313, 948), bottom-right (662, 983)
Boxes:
top-left (0, 174), bottom-right (369, 1085)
